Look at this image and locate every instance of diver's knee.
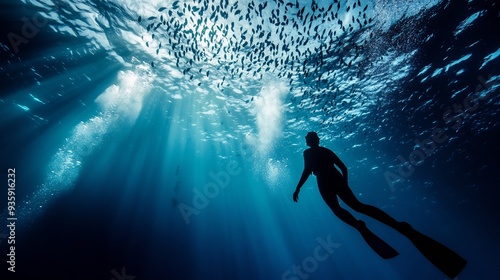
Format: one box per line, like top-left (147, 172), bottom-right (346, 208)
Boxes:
top-left (329, 205), bottom-right (348, 216)
top-left (350, 202), bottom-right (368, 212)
top-left (326, 203), bottom-right (341, 213)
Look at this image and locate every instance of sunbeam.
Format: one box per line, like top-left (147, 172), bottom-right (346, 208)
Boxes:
top-left (3, 66), bottom-right (154, 228)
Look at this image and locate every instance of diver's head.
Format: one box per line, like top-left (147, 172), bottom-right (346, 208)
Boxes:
top-left (305, 132), bottom-right (320, 147)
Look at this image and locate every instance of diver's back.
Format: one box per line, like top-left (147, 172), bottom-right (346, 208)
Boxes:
top-left (306, 146), bottom-right (337, 176)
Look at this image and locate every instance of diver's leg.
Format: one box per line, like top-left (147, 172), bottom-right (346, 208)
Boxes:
top-left (320, 190), bottom-right (361, 229)
top-left (337, 184), bottom-right (402, 230)
top-left (338, 187), bottom-right (466, 275)
top-left (320, 188), bottom-right (400, 259)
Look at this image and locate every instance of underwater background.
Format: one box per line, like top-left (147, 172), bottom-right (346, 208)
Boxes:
top-left (0, 0), bottom-right (499, 279)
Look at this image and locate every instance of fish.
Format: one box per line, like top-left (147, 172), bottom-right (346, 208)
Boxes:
top-left (135, 0), bottom-right (374, 113)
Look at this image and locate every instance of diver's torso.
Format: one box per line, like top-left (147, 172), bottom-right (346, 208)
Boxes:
top-left (305, 146), bottom-right (342, 179)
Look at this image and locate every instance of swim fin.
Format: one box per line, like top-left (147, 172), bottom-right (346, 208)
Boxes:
top-left (357, 221), bottom-right (399, 259)
top-left (398, 222), bottom-right (467, 279)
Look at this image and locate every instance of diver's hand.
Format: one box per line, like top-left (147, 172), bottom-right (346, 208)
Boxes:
top-left (293, 189), bottom-right (300, 202)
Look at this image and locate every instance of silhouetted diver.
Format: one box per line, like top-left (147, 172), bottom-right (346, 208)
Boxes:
top-left (293, 132), bottom-right (466, 278)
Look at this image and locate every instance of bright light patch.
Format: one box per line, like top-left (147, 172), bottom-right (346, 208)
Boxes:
top-left (248, 78), bottom-right (289, 156)
top-left (96, 70), bottom-right (149, 123)
top-left (265, 158), bottom-right (289, 188)
top-left (9, 68), bottom-right (154, 228)
top-left (373, 0), bottom-right (442, 30)
top-left (245, 77), bottom-right (290, 187)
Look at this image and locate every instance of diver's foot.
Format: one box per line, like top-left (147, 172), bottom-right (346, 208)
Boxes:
top-left (356, 220), bottom-right (400, 259)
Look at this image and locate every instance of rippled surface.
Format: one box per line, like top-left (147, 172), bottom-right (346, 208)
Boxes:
top-left (0, 0), bottom-right (499, 279)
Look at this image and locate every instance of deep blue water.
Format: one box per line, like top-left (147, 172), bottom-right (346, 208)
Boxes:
top-left (0, 0), bottom-right (499, 279)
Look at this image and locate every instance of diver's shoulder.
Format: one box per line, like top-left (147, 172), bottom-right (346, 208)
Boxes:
top-left (319, 146), bottom-right (333, 152)
top-left (303, 147), bottom-right (316, 155)
top-left (304, 146), bottom-right (330, 154)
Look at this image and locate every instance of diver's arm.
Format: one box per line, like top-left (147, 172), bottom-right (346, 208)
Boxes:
top-left (293, 152), bottom-right (312, 202)
top-left (295, 168), bottom-right (311, 191)
top-left (332, 153), bottom-right (348, 184)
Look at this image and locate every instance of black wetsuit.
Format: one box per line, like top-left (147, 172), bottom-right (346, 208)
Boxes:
top-left (303, 146), bottom-right (399, 230)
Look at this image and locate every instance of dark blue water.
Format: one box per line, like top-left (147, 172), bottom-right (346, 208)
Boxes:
top-left (1, 0), bottom-right (499, 279)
